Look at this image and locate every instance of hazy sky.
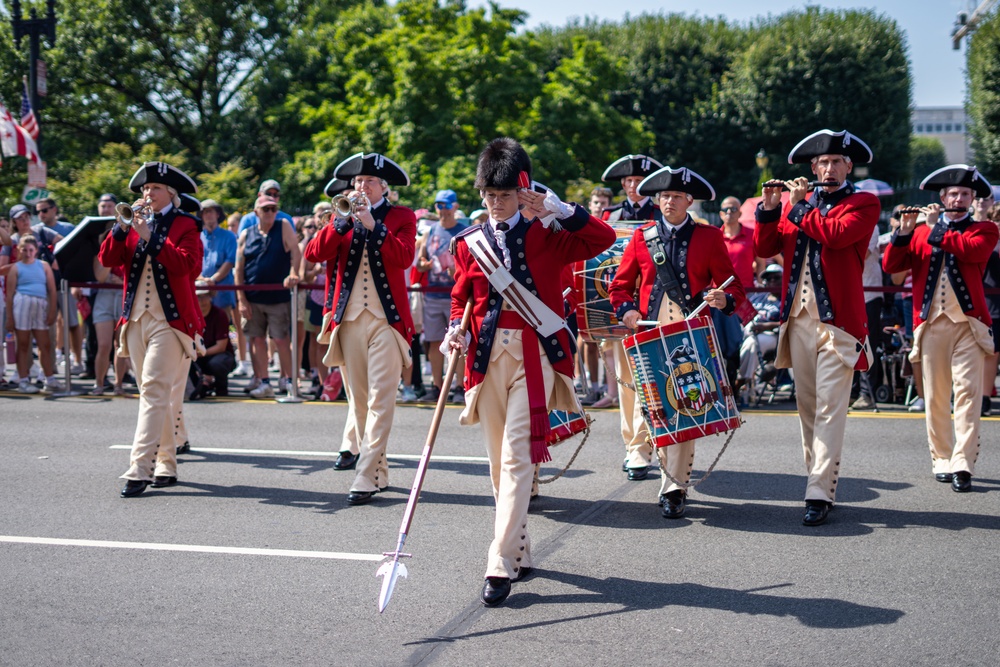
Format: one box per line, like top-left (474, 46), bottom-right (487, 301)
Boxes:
top-left (470, 0), bottom-right (977, 108)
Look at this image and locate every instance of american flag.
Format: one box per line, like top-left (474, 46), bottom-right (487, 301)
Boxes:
top-left (20, 78), bottom-right (38, 140)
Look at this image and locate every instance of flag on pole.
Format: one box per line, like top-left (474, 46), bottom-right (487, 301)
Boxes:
top-left (0, 101), bottom-right (41, 163)
top-left (20, 77), bottom-right (39, 140)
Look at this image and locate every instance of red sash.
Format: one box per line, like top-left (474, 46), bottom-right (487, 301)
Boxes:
top-left (497, 311), bottom-right (551, 464)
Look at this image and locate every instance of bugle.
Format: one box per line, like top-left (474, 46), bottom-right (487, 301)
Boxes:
top-left (332, 192), bottom-right (371, 218)
top-left (115, 198), bottom-right (154, 228)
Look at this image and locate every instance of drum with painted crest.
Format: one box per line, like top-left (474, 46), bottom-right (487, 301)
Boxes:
top-left (573, 220), bottom-right (646, 342)
top-left (622, 315), bottom-right (741, 446)
top-left (546, 410), bottom-right (589, 445)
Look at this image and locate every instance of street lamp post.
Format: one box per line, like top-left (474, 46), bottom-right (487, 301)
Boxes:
top-left (10, 0), bottom-right (57, 157)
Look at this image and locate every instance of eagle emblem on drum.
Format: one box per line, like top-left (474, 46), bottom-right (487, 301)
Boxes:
top-left (664, 339), bottom-right (717, 418)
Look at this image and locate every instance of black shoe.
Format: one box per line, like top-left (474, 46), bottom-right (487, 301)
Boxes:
top-left (627, 466), bottom-right (649, 481)
top-left (120, 480), bottom-right (149, 498)
top-left (334, 451), bottom-right (359, 471)
top-left (481, 577), bottom-right (511, 606)
top-left (660, 490), bottom-right (686, 518)
top-left (952, 471), bottom-right (972, 493)
top-left (79, 371), bottom-right (96, 380)
top-left (346, 490), bottom-right (376, 505)
top-left (802, 500), bottom-right (831, 526)
top-left (176, 441), bottom-right (190, 455)
top-left (983, 396), bottom-right (992, 417)
top-left (621, 459), bottom-right (629, 473)
top-left (935, 472), bottom-right (954, 483)
top-left (151, 476), bottom-right (177, 488)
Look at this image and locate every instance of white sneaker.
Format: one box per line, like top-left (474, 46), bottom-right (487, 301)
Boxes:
top-left (18, 379), bottom-right (39, 394)
top-left (250, 381), bottom-right (275, 399)
top-left (43, 376), bottom-right (64, 393)
top-left (71, 363), bottom-right (85, 375)
top-left (278, 377), bottom-right (290, 394)
top-left (400, 386), bottom-right (417, 402)
top-left (908, 397), bottom-right (925, 413)
top-left (232, 360), bottom-right (252, 377)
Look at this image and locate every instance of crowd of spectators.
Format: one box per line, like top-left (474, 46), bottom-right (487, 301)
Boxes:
top-left (3, 182), bottom-right (999, 417)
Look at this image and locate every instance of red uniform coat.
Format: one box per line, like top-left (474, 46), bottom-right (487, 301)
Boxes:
top-left (882, 218), bottom-right (998, 329)
top-left (98, 210), bottom-right (205, 340)
top-left (753, 190), bottom-right (879, 356)
top-left (451, 206), bottom-right (616, 390)
top-left (608, 219), bottom-right (746, 319)
top-left (304, 203), bottom-right (417, 344)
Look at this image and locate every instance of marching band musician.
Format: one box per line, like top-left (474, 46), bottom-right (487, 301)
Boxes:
top-left (883, 165), bottom-right (998, 493)
top-left (609, 166), bottom-right (746, 519)
top-left (597, 154), bottom-right (664, 480)
top-left (303, 153), bottom-right (417, 506)
top-left (754, 129), bottom-right (880, 526)
top-left (445, 137), bottom-right (615, 606)
top-left (99, 162), bottom-right (204, 498)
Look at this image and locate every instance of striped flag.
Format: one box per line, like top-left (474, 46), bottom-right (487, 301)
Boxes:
top-left (20, 78), bottom-right (39, 140)
top-left (0, 101), bottom-right (40, 163)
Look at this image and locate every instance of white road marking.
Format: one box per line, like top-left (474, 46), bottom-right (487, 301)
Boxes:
top-left (107, 445), bottom-right (490, 463)
top-left (0, 535), bottom-right (384, 561)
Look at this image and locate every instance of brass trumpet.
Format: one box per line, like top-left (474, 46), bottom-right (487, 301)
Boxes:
top-left (115, 198), bottom-right (154, 228)
top-left (331, 192), bottom-right (371, 218)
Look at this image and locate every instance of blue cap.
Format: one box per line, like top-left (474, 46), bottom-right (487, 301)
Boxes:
top-left (434, 189), bottom-right (458, 208)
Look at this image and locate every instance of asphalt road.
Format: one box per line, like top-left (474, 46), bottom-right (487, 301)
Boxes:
top-left (1, 391), bottom-right (998, 666)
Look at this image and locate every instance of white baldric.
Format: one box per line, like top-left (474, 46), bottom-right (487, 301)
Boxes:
top-left (464, 227), bottom-right (568, 338)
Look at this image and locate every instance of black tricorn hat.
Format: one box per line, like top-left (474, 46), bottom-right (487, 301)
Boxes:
top-left (323, 177), bottom-right (351, 197)
top-left (637, 166), bottom-right (716, 200)
top-left (474, 137), bottom-right (532, 190)
top-left (128, 161), bottom-right (198, 194)
top-left (179, 193), bottom-right (201, 214)
top-left (601, 154), bottom-right (663, 181)
top-left (333, 152), bottom-right (410, 186)
top-left (787, 129), bottom-right (873, 164)
top-left (920, 164), bottom-right (994, 198)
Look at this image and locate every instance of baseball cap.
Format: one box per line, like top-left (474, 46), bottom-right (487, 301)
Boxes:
top-left (259, 179), bottom-right (281, 194)
top-left (9, 204), bottom-right (30, 219)
top-left (761, 263), bottom-right (783, 277)
top-left (434, 189), bottom-right (458, 208)
top-left (195, 280), bottom-right (211, 297)
top-left (255, 194), bottom-right (279, 210)
top-left (468, 208), bottom-right (487, 222)
top-left (99, 193), bottom-right (119, 204)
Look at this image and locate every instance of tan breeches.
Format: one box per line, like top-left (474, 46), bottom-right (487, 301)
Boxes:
top-left (121, 312), bottom-right (191, 481)
top-left (787, 316), bottom-right (855, 503)
top-left (920, 318), bottom-right (984, 475)
top-left (476, 342), bottom-right (555, 580)
top-left (615, 341), bottom-right (652, 468)
top-left (337, 311), bottom-right (403, 493)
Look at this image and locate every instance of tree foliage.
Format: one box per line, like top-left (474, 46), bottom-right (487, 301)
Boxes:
top-left (968, 9), bottom-right (1000, 178)
top-left (0, 2), bottom-right (915, 220)
top-left (909, 136), bottom-right (948, 183)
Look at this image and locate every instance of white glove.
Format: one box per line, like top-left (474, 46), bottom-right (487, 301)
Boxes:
top-left (538, 191), bottom-right (575, 229)
top-left (440, 325), bottom-right (471, 356)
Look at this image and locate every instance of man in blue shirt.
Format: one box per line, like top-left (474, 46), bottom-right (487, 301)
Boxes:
top-left (415, 189), bottom-right (467, 402)
top-left (238, 179), bottom-right (294, 234)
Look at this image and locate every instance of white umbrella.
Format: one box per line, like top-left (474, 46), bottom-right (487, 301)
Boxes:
top-left (854, 179), bottom-right (894, 197)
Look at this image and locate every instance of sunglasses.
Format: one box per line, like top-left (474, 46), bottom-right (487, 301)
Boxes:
top-left (264, 191), bottom-right (280, 198)
top-left (720, 206), bottom-right (738, 213)
top-left (36, 207), bottom-right (52, 213)
top-left (434, 202), bottom-right (452, 209)
top-left (259, 206), bottom-right (278, 213)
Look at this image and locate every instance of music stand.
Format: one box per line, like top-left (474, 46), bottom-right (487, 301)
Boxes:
top-left (51, 216), bottom-right (116, 398)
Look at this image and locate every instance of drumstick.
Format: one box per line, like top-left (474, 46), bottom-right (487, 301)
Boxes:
top-left (634, 276), bottom-right (734, 327)
top-left (687, 276), bottom-right (735, 319)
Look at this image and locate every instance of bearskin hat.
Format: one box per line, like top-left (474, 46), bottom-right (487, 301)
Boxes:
top-left (474, 137), bottom-right (532, 190)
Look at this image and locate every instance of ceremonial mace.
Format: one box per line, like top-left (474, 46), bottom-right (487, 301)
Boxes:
top-left (376, 299), bottom-right (474, 612)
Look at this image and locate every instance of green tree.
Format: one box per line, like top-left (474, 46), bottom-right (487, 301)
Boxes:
top-left (714, 8), bottom-right (912, 196)
top-left (910, 136), bottom-right (948, 183)
top-left (968, 10), bottom-right (1000, 177)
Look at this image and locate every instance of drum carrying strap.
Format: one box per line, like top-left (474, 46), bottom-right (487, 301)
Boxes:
top-left (642, 225), bottom-right (690, 317)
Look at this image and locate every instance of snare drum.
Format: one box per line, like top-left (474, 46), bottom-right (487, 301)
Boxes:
top-left (623, 316), bottom-right (741, 446)
top-left (546, 410), bottom-right (589, 445)
top-left (574, 221), bottom-right (645, 342)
